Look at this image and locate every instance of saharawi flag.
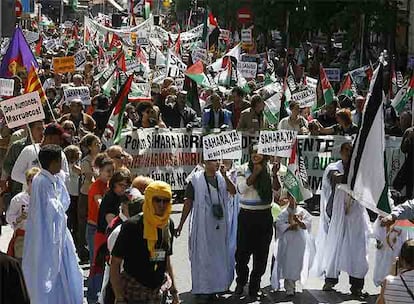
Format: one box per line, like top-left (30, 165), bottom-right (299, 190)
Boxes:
top-left (345, 63), bottom-right (392, 215)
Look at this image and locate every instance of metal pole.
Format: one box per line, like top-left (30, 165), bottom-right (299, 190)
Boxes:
top-left (60, 0), bottom-right (64, 24)
top-left (359, 13), bottom-right (365, 66)
top-left (285, 10), bottom-right (290, 49)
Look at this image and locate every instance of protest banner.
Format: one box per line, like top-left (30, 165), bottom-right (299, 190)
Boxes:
top-left (324, 68), bottom-right (341, 82)
top-left (306, 76), bottom-right (318, 92)
top-left (0, 78), bottom-right (15, 96)
top-left (119, 128), bottom-right (203, 190)
top-left (0, 92), bottom-right (45, 129)
top-left (203, 130), bottom-right (242, 160)
top-left (237, 61), bottom-right (257, 79)
top-left (258, 130), bottom-right (297, 157)
top-left (219, 29), bottom-right (231, 41)
top-left (291, 88), bottom-right (316, 108)
top-left (114, 129), bottom-right (403, 192)
top-left (166, 50), bottom-right (187, 78)
top-left (63, 86), bottom-right (91, 105)
top-left (53, 56), bottom-right (75, 74)
top-left (74, 50), bottom-right (87, 70)
top-left (45, 39), bottom-right (58, 50)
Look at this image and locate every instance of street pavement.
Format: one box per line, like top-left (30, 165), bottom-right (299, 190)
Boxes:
top-left (0, 204), bottom-right (380, 304)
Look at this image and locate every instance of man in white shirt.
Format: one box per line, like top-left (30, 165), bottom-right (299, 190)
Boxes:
top-left (11, 123), bottom-right (70, 187)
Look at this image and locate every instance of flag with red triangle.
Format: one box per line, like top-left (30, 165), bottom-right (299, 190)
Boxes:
top-left (185, 61), bottom-right (210, 87)
top-left (338, 73), bottom-right (354, 98)
top-left (72, 23), bottom-right (79, 39)
top-left (102, 75), bottom-right (133, 146)
top-left (320, 65), bottom-right (335, 106)
top-left (284, 139), bottom-right (313, 202)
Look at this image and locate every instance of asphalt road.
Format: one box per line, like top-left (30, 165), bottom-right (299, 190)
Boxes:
top-left (0, 204), bottom-right (380, 304)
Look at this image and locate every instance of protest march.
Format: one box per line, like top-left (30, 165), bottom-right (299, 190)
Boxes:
top-left (1, 1), bottom-right (414, 304)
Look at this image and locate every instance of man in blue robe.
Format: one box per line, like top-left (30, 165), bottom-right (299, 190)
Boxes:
top-left (22, 144), bottom-right (83, 304)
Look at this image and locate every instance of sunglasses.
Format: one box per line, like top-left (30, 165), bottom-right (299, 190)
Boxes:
top-left (153, 197), bottom-right (170, 204)
top-left (113, 154), bottom-right (125, 160)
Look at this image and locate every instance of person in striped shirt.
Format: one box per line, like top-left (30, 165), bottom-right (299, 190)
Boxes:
top-left (377, 239), bottom-right (414, 304)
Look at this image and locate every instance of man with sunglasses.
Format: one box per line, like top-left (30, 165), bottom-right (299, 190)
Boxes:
top-left (110, 181), bottom-right (179, 304)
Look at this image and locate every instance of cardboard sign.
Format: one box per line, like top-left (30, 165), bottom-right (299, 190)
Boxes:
top-left (53, 56), bottom-right (75, 74)
top-left (64, 86), bottom-right (91, 105)
top-left (258, 130), bottom-right (297, 157)
top-left (306, 76), bottom-right (318, 92)
top-left (203, 130), bottom-right (242, 160)
top-left (0, 78), bottom-right (15, 97)
top-left (0, 92), bottom-right (45, 129)
top-left (241, 29), bottom-right (253, 44)
top-left (237, 61), bottom-right (257, 79)
top-left (324, 68), bottom-right (341, 82)
top-left (74, 50), bottom-right (87, 71)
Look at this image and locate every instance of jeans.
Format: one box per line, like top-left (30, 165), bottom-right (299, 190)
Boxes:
top-left (86, 223), bottom-right (97, 264)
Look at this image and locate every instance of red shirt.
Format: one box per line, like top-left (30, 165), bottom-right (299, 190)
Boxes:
top-left (88, 179), bottom-right (108, 225)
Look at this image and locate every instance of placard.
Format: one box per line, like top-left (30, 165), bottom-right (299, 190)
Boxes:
top-left (258, 130), bottom-right (297, 157)
top-left (53, 56), bottom-right (75, 74)
top-left (64, 86), bottom-right (91, 105)
top-left (23, 30), bottom-right (39, 44)
top-left (166, 50), bottom-right (187, 78)
top-left (241, 29), bottom-right (253, 44)
top-left (237, 61), bottom-right (257, 79)
top-left (324, 68), bottom-right (341, 82)
top-left (0, 78), bottom-right (15, 97)
top-left (291, 88), bottom-right (316, 108)
top-left (74, 50), bottom-right (87, 71)
top-left (0, 92), bottom-right (45, 129)
top-left (203, 130), bottom-right (242, 160)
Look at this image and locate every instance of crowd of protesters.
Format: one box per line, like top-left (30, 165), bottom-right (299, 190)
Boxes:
top-left (0, 14), bottom-right (414, 304)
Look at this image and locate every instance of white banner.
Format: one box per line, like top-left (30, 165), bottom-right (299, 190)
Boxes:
top-left (237, 61), bottom-right (257, 79)
top-left (64, 86), bottom-right (91, 105)
top-left (0, 92), bottom-right (45, 129)
top-left (0, 78), bottom-right (15, 97)
top-left (203, 130), bottom-right (242, 160)
top-left (258, 130), bottom-right (297, 157)
top-left (324, 68), bottom-right (341, 82)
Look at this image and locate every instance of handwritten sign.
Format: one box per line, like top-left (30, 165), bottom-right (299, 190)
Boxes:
top-left (0, 92), bottom-right (45, 129)
top-left (203, 130), bottom-right (242, 160)
top-left (0, 78), bottom-right (15, 97)
top-left (52, 56), bottom-right (75, 73)
top-left (64, 86), bottom-right (91, 105)
top-left (241, 29), bottom-right (253, 44)
top-left (258, 130), bottom-right (297, 157)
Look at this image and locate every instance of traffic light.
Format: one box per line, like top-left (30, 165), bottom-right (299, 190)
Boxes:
top-left (1, 0), bottom-right (17, 37)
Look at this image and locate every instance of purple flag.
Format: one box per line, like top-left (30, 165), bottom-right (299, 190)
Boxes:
top-left (0, 27), bottom-right (38, 78)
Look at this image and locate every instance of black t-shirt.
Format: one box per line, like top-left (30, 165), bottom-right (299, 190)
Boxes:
top-left (97, 190), bottom-right (122, 233)
top-left (111, 214), bottom-right (174, 289)
top-left (0, 252), bottom-right (30, 304)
